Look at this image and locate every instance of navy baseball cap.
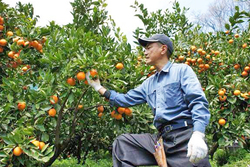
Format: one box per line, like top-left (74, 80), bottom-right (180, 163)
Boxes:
top-left (138, 34), bottom-right (174, 55)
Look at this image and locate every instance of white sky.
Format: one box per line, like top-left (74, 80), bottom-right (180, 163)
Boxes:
top-left (4, 0), bottom-right (214, 44)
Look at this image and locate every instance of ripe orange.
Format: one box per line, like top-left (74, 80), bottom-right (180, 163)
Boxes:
top-left (190, 45), bottom-right (196, 51)
top-left (67, 78), bottom-right (76, 86)
top-left (204, 64), bottom-right (210, 70)
top-left (98, 112), bottom-right (103, 118)
top-left (124, 108), bottom-right (132, 116)
top-left (197, 48), bottom-right (203, 54)
top-left (0, 47), bottom-right (3, 53)
top-left (191, 58), bottom-right (196, 64)
top-left (31, 140), bottom-right (40, 147)
top-left (197, 58), bottom-right (203, 64)
top-left (214, 51), bottom-right (220, 55)
top-left (17, 39), bottom-right (25, 46)
top-left (84, 80), bottom-right (88, 85)
top-left (218, 118), bottom-right (226, 126)
top-left (22, 66), bottom-right (28, 72)
top-left (228, 39), bottom-right (234, 44)
top-left (178, 56), bottom-right (185, 61)
top-left (219, 95), bottom-right (227, 102)
top-left (242, 43), bottom-right (247, 49)
top-left (76, 72), bottom-right (86, 80)
top-left (0, 25), bottom-right (3, 31)
top-left (110, 110), bottom-right (115, 118)
top-left (78, 105), bottom-right (83, 109)
top-left (50, 95), bottom-right (58, 104)
top-left (115, 114), bottom-right (122, 120)
top-left (225, 30), bottom-right (229, 34)
top-left (234, 34), bottom-right (239, 38)
top-left (234, 64), bottom-right (240, 70)
top-left (90, 69), bottom-right (98, 77)
top-left (241, 71), bottom-right (248, 77)
top-left (218, 90), bottom-right (225, 96)
top-left (6, 31), bottom-right (14, 37)
top-left (48, 108), bottom-right (56, 117)
top-left (201, 50), bottom-right (206, 56)
top-left (117, 107), bottom-right (125, 114)
top-left (241, 93), bottom-right (249, 100)
top-left (116, 63), bottom-right (124, 70)
top-left (244, 66), bottom-right (250, 72)
top-left (233, 90), bottom-right (241, 96)
top-left (149, 65), bottom-right (156, 71)
top-left (41, 36), bottom-right (47, 43)
top-left (0, 39), bottom-right (7, 46)
top-left (13, 147), bottom-right (22, 156)
top-left (0, 16), bottom-right (4, 25)
top-left (97, 105), bottom-right (104, 112)
top-left (17, 102), bottom-right (26, 111)
top-left (36, 43), bottom-right (43, 51)
top-left (39, 142), bottom-right (45, 150)
top-left (205, 55), bottom-right (211, 59)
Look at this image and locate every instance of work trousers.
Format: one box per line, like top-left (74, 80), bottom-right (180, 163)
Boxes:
top-left (112, 126), bottom-right (211, 167)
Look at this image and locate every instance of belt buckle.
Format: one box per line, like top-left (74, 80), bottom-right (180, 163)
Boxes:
top-left (164, 125), bottom-right (172, 133)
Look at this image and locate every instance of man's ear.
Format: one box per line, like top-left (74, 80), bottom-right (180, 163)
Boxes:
top-left (161, 45), bottom-right (168, 55)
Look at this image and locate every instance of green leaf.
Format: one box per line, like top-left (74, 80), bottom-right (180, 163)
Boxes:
top-left (227, 96), bottom-right (237, 104)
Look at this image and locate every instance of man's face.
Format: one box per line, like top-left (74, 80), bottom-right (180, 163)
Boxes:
top-left (144, 42), bottom-right (163, 65)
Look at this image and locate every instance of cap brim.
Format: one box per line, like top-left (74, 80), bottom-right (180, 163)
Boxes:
top-left (138, 38), bottom-right (159, 47)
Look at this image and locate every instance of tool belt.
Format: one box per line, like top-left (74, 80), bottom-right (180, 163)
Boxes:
top-left (158, 119), bottom-right (193, 136)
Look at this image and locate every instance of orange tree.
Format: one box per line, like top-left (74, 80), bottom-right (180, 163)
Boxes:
top-left (0, 0), bottom-right (156, 166)
top-left (132, 1), bottom-right (249, 158)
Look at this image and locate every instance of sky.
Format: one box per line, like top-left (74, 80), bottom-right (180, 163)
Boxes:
top-left (4, 0), bottom-right (214, 44)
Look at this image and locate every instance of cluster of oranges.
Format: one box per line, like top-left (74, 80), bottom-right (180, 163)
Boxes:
top-left (110, 107), bottom-right (132, 120)
top-left (48, 95), bottom-right (58, 117)
top-left (66, 69), bottom-right (98, 86)
top-left (13, 139), bottom-right (46, 156)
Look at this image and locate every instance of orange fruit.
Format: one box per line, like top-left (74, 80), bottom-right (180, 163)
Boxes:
top-left (117, 107), bottom-right (125, 114)
top-left (90, 69), bottom-right (98, 77)
top-left (186, 58), bottom-right (191, 62)
top-left (17, 39), bottom-right (25, 46)
top-left (124, 108), bottom-right (132, 116)
top-left (110, 110), bottom-right (115, 118)
top-left (190, 45), bottom-right (196, 51)
top-left (214, 51), bottom-right (220, 55)
top-left (78, 105), bottom-right (83, 109)
top-left (178, 56), bottom-right (185, 61)
top-left (234, 34), bottom-right (239, 38)
top-left (0, 16), bottom-right (4, 25)
top-left (197, 58), bottom-right (203, 64)
top-left (115, 114), bottom-right (122, 120)
top-left (98, 112), bottom-right (103, 118)
top-left (41, 36), bottom-right (47, 43)
top-left (31, 140), bottom-right (40, 147)
top-left (242, 43), bottom-right (247, 49)
top-left (67, 78), bottom-right (76, 86)
top-left (241, 93), bottom-right (249, 100)
top-left (50, 95), bottom-right (58, 104)
top-left (205, 55), bottom-right (211, 59)
top-left (97, 105), bottom-right (104, 112)
top-left (13, 147), bottom-right (22, 156)
top-left (48, 108), bottom-right (56, 117)
top-left (0, 47), bottom-right (3, 53)
top-left (204, 64), bottom-right (210, 70)
top-left (116, 63), bottom-right (124, 70)
top-left (225, 30), bottom-right (229, 34)
top-left (84, 80), bottom-right (88, 85)
top-left (234, 64), bottom-right (240, 70)
top-left (149, 65), bottom-right (156, 71)
top-left (22, 66), bottom-right (28, 72)
top-left (218, 90), bottom-right (225, 96)
top-left (36, 43), bottom-right (43, 51)
top-left (76, 72), bottom-right (86, 80)
top-left (201, 50), bottom-right (206, 56)
top-left (197, 48), bottom-right (203, 54)
top-left (39, 142), bottom-right (45, 150)
top-left (219, 95), bottom-right (227, 102)
top-left (6, 31), bottom-right (14, 37)
top-left (0, 39), bottom-right (7, 46)
top-left (233, 90), bottom-right (241, 96)
top-left (244, 66), bottom-right (250, 72)
top-left (241, 71), bottom-right (248, 77)
top-left (17, 102), bottom-right (26, 111)
top-left (218, 118), bottom-right (226, 126)
top-left (0, 25), bottom-right (4, 31)
top-left (228, 39), bottom-right (234, 44)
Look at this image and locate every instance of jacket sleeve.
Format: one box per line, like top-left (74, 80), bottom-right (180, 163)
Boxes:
top-left (180, 65), bottom-right (211, 133)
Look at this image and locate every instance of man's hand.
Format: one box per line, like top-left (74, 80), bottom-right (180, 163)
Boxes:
top-left (86, 71), bottom-right (103, 91)
top-left (187, 131), bottom-right (208, 164)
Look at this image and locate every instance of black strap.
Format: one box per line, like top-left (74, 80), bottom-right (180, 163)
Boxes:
top-left (103, 90), bottom-right (111, 99)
